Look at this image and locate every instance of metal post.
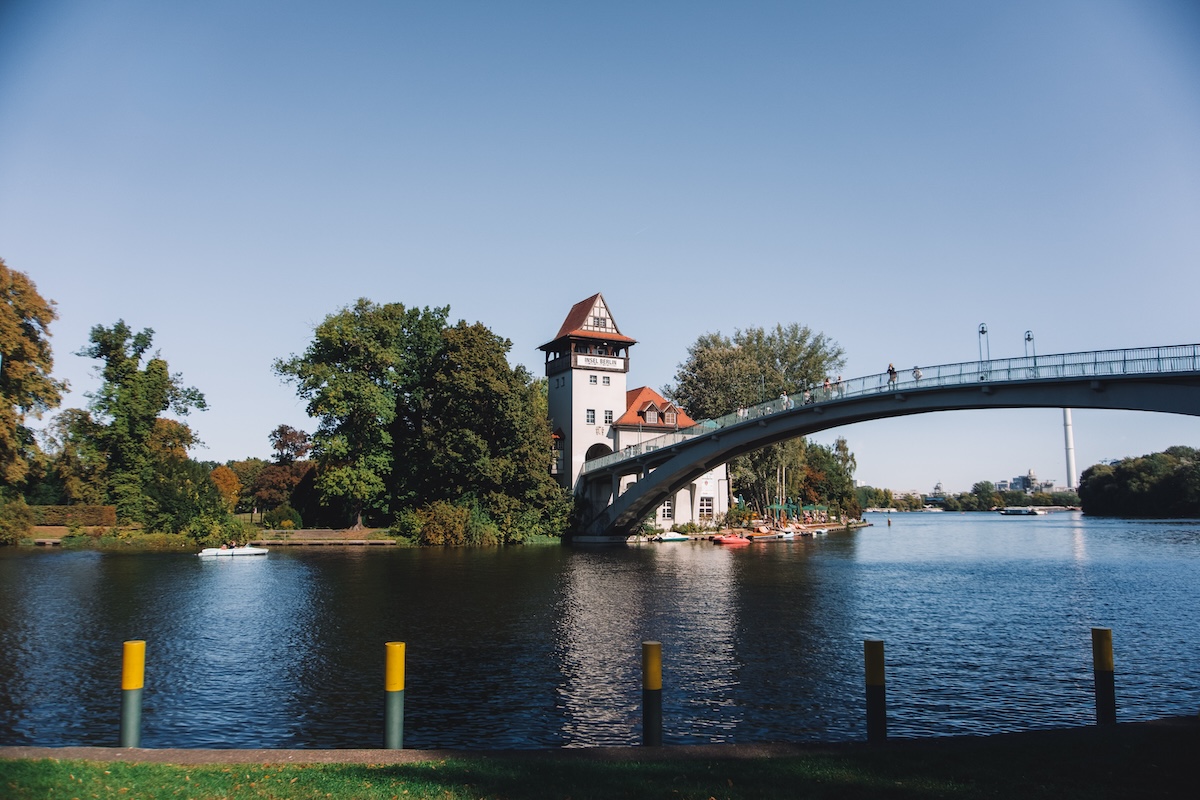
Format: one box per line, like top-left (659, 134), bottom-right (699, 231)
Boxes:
top-left (1091, 628), bottom-right (1116, 725)
top-left (384, 641), bottom-right (405, 748)
top-left (119, 640), bottom-right (145, 748)
top-left (864, 639), bottom-right (886, 742)
top-left (642, 641), bottom-right (662, 746)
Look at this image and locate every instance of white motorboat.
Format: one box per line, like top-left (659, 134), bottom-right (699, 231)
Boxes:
top-left (198, 546), bottom-right (269, 557)
top-left (652, 532), bottom-right (690, 542)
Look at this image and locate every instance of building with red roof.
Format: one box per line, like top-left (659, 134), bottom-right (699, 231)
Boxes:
top-left (541, 294), bottom-right (729, 531)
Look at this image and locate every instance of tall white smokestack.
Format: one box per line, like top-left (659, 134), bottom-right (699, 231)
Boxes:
top-left (1063, 408), bottom-right (1077, 490)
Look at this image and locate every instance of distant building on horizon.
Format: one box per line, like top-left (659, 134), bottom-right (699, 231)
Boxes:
top-left (998, 469), bottom-right (1057, 495)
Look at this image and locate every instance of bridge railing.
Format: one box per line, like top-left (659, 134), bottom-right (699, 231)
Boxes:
top-left (580, 343), bottom-right (1200, 475)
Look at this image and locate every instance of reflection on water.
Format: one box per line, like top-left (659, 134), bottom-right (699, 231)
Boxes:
top-left (1, 512), bottom-right (1198, 749)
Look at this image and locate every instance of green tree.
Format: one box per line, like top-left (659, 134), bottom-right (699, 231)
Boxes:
top-left (421, 321), bottom-right (569, 540)
top-left (0, 259), bottom-right (66, 487)
top-left (667, 323), bottom-right (844, 420)
top-left (1078, 447), bottom-right (1200, 517)
top-left (277, 300), bottom-right (571, 539)
top-left (1000, 490), bottom-right (1031, 507)
top-left (666, 322), bottom-right (846, 517)
top-left (1049, 491), bottom-right (1080, 507)
top-left (142, 455), bottom-right (232, 538)
top-left (797, 439), bottom-right (859, 519)
top-left (40, 408), bottom-right (107, 505)
top-left (77, 321), bottom-right (207, 522)
top-left (971, 480), bottom-right (1000, 510)
top-left (275, 300), bottom-right (448, 528)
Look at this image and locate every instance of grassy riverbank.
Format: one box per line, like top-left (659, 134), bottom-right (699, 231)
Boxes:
top-left (3, 718), bottom-right (1195, 799)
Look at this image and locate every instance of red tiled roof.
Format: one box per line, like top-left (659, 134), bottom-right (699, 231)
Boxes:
top-left (539, 293), bottom-right (637, 350)
top-left (614, 386), bottom-right (695, 427)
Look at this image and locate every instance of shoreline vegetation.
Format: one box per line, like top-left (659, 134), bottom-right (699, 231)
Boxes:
top-left (3, 258), bottom-right (1195, 550)
top-left (1, 716), bottom-right (1196, 799)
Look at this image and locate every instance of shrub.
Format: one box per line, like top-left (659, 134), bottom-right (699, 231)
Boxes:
top-left (29, 505), bottom-right (117, 527)
top-left (184, 514), bottom-right (250, 547)
top-left (0, 498), bottom-right (34, 545)
top-left (464, 503), bottom-right (500, 546)
top-left (724, 506), bottom-right (755, 528)
top-left (390, 508), bottom-right (422, 543)
top-left (263, 503), bottom-right (302, 530)
top-left (417, 501), bottom-right (469, 546)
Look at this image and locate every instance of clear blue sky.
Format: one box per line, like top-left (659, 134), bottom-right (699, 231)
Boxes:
top-left (3, 1), bottom-right (1199, 494)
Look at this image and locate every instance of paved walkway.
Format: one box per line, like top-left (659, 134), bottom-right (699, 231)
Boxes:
top-left (2, 716), bottom-right (1195, 765)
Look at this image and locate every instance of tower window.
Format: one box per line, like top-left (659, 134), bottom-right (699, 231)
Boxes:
top-left (604, 410), bottom-right (613, 424)
top-left (586, 409), bottom-right (595, 425)
top-left (661, 498), bottom-right (674, 520)
top-left (602, 376), bottom-right (611, 386)
top-left (589, 375), bottom-right (597, 385)
top-left (592, 316), bottom-right (607, 328)
top-left (699, 497), bottom-right (714, 519)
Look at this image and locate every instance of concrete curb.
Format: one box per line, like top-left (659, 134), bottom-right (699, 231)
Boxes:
top-left (2, 717), bottom-right (1195, 766)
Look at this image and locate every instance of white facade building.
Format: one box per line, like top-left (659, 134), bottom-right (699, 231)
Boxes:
top-left (541, 293), bottom-right (729, 530)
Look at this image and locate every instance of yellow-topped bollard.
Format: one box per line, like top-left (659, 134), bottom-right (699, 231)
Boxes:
top-left (120, 640), bottom-right (146, 747)
top-left (122, 640), bottom-right (145, 690)
top-left (642, 641), bottom-right (662, 746)
top-left (384, 642), bottom-right (406, 748)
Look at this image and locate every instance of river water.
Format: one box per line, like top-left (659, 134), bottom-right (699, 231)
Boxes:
top-left (1, 511), bottom-right (1198, 749)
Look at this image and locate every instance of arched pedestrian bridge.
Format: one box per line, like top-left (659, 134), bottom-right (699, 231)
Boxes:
top-left (574, 344), bottom-right (1200, 540)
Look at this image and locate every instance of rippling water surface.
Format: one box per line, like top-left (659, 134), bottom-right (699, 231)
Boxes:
top-left (1, 512), bottom-right (1198, 748)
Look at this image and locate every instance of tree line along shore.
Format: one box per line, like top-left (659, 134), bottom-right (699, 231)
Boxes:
top-left (3, 257), bottom-right (1195, 550)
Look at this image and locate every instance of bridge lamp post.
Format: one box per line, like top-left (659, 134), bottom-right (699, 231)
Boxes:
top-left (977, 324), bottom-right (990, 361)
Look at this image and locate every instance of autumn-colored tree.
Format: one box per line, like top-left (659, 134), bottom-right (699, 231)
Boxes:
top-left (0, 259), bottom-right (66, 486)
top-left (226, 457), bottom-right (268, 512)
top-left (209, 464), bottom-right (242, 512)
top-left (269, 424), bottom-right (311, 464)
top-left (251, 463), bottom-right (306, 510)
top-left (149, 418), bottom-right (201, 461)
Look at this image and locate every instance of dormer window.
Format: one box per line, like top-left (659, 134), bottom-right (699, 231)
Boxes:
top-left (645, 409), bottom-right (658, 424)
top-left (664, 411), bottom-right (676, 425)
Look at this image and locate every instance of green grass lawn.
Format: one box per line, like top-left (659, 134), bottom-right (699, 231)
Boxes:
top-left (2, 721), bottom-right (1196, 799)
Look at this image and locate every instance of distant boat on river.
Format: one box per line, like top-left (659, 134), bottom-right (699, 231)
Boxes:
top-left (198, 545), bottom-right (270, 556)
top-left (998, 507), bottom-right (1044, 516)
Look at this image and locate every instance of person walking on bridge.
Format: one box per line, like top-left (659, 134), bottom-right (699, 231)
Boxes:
top-left (887, 363), bottom-right (898, 389)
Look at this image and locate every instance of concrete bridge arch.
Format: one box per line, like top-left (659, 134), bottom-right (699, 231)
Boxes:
top-left (573, 345), bottom-right (1200, 540)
